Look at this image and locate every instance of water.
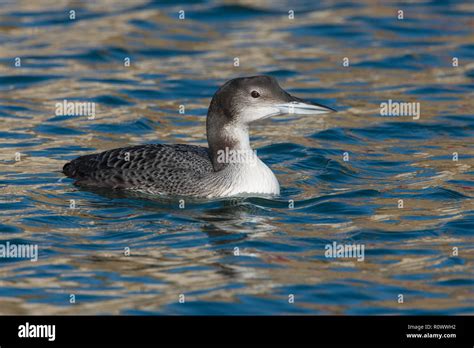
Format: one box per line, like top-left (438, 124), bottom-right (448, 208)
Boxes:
top-left (0, 0), bottom-right (473, 315)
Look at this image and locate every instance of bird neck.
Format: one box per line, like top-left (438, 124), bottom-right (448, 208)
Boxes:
top-left (206, 113), bottom-right (254, 172)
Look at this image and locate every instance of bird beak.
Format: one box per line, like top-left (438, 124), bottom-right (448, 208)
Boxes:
top-left (275, 95), bottom-right (336, 115)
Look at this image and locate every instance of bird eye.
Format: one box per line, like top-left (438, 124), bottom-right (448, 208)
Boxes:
top-left (251, 90), bottom-right (260, 98)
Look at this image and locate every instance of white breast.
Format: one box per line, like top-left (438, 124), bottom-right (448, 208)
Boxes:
top-left (218, 158), bottom-right (280, 197)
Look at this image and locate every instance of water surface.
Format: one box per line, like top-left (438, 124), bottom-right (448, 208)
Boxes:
top-left (0, 0), bottom-right (473, 314)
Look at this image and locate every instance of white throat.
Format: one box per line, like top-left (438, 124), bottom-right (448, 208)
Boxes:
top-left (208, 124), bottom-right (280, 197)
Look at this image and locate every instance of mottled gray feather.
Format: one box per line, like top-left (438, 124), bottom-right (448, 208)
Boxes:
top-left (63, 144), bottom-right (215, 196)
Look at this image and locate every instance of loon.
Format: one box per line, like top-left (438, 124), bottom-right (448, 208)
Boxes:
top-left (63, 75), bottom-right (335, 198)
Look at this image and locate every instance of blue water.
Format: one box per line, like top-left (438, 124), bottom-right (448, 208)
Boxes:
top-left (0, 0), bottom-right (473, 315)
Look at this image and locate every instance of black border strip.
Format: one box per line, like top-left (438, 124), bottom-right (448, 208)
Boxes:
top-left (0, 315), bottom-right (472, 346)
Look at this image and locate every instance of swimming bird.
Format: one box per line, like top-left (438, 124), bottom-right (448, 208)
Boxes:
top-left (63, 75), bottom-right (335, 198)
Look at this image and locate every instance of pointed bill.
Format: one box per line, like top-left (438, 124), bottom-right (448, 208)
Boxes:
top-left (275, 100), bottom-right (336, 115)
